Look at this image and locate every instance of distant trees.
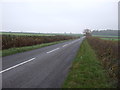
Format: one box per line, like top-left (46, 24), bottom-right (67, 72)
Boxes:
top-left (83, 29), bottom-right (92, 37)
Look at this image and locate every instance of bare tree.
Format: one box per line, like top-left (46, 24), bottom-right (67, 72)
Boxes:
top-left (83, 29), bottom-right (92, 36)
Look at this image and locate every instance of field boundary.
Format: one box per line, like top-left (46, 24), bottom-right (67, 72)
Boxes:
top-left (1, 40), bottom-right (69, 57)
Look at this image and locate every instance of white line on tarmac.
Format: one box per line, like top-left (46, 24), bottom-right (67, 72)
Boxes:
top-left (0, 57), bottom-right (36, 74)
top-left (46, 48), bottom-right (60, 54)
top-left (62, 44), bottom-right (69, 47)
top-left (62, 39), bottom-right (81, 47)
top-left (0, 38), bottom-right (83, 74)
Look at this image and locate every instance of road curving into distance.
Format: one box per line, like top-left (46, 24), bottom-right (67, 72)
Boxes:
top-left (2, 36), bottom-right (85, 88)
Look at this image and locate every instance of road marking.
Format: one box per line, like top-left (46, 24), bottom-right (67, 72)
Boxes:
top-left (0, 38), bottom-right (83, 74)
top-left (0, 57), bottom-right (36, 74)
top-left (46, 48), bottom-right (60, 54)
top-left (62, 44), bottom-right (69, 47)
top-left (62, 39), bottom-right (81, 47)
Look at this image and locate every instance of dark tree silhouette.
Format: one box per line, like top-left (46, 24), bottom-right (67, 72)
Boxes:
top-left (83, 29), bottom-right (92, 37)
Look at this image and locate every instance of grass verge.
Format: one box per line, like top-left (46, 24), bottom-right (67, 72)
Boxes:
top-left (1, 40), bottom-right (68, 57)
top-left (63, 40), bottom-right (113, 88)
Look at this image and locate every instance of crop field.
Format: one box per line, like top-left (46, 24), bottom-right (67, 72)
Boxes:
top-left (100, 37), bottom-right (120, 41)
top-left (1, 34), bottom-right (78, 50)
top-left (0, 32), bottom-right (56, 36)
top-left (92, 35), bottom-right (120, 41)
top-left (92, 35), bottom-right (119, 38)
top-left (87, 37), bottom-right (119, 87)
top-left (0, 32), bottom-right (82, 37)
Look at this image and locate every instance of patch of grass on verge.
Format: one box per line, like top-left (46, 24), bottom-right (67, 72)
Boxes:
top-left (63, 40), bottom-right (113, 88)
top-left (1, 40), bottom-right (68, 57)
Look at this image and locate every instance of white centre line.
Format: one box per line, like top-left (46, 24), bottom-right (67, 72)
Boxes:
top-left (0, 57), bottom-right (36, 74)
top-left (0, 38), bottom-right (82, 74)
top-left (46, 48), bottom-right (60, 54)
top-left (62, 39), bottom-right (81, 47)
top-left (62, 44), bottom-right (69, 47)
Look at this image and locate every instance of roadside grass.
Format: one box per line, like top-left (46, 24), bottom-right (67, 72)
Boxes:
top-left (63, 40), bottom-right (113, 88)
top-left (1, 40), bottom-right (68, 57)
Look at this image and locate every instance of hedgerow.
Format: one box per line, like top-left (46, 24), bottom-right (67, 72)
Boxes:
top-left (2, 35), bottom-right (77, 50)
top-left (87, 36), bottom-right (119, 87)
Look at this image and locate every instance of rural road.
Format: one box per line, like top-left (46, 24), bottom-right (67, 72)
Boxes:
top-left (1, 36), bottom-right (85, 88)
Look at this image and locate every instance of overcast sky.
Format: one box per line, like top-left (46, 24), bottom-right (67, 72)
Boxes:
top-left (0, 0), bottom-right (119, 33)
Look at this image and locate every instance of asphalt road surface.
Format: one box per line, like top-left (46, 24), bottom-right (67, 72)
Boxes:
top-left (1, 36), bottom-right (85, 88)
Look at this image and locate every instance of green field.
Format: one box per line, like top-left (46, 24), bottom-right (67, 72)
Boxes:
top-left (63, 40), bottom-right (113, 88)
top-left (0, 32), bottom-right (82, 37)
top-left (92, 35), bottom-right (119, 38)
top-left (0, 32), bottom-right (56, 36)
top-left (100, 38), bottom-right (120, 41)
top-left (92, 35), bottom-right (120, 41)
